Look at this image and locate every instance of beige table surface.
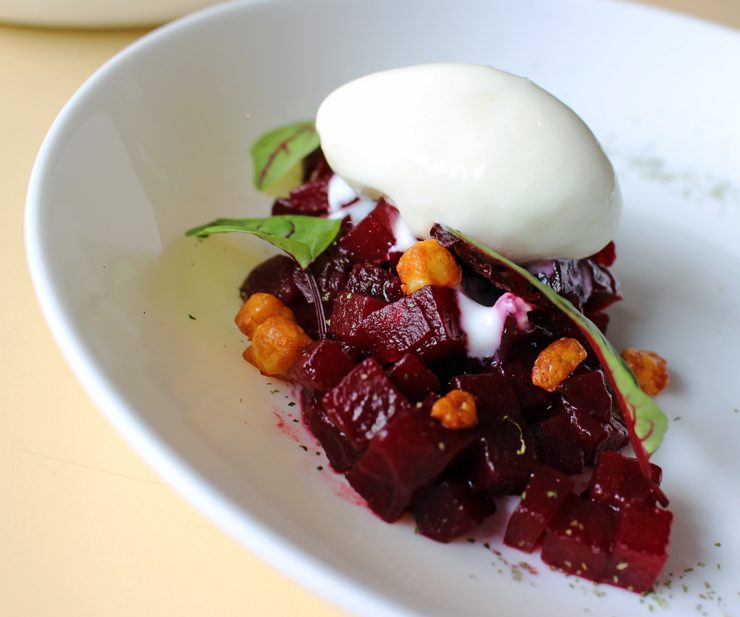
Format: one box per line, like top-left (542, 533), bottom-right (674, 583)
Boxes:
top-left (2, 2), bottom-right (738, 616)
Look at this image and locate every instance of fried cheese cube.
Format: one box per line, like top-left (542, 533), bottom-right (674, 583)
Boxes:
top-left (431, 390), bottom-right (478, 430)
top-left (620, 349), bottom-right (669, 396)
top-left (396, 239), bottom-right (462, 295)
top-left (235, 292), bottom-right (296, 339)
top-left (532, 338), bottom-right (587, 392)
top-left (244, 316), bottom-right (312, 379)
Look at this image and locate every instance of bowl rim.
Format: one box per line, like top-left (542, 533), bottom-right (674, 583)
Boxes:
top-left (23, 2), bottom-right (419, 616)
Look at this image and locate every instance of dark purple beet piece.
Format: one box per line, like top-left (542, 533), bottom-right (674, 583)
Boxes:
top-left (302, 149), bottom-right (332, 182)
top-left (448, 372), bottom-right (521, 428)
top-left (345, 263), bottom-right (405, 304)
top-left (504, 464), bottom-right (575, 552)
top-left (240, 254), bottom-right (299, 305)
top-left (566, 405), bottom-right (629, 467)
top-left (531, 406), bottom-right (584, 476)
top-left (361, 294), bottom-right (433, 363)
top-left (286, 179), bottom-right (329, 215)
top-left (605, 499), bottom-right (672, 593)
top-left (582, 258), bottom-right (623, 313)
top-left (340, 202), bottom-right (399, 265)
top-left (588, 451), bottom-right (663, 510)
top-left (386, 353), bottom-right (440, 403)
top-left (301, 391), bottom-right (359, 472)
top-left (289, 296), bottom-right (320, 340)
top-left (363, 286), bottom-right (465, 365)
top-left (591, 241), bottom-right (616, 267)
top-left (412, 478), bottom-right (485, 543)
top-left (558, 369), bottom-right (613, 423)
top-left (271, 198), bottom-right (294, 216)
top-left (321, 357), bottom-right (412, 453)
top-left (541, 494), bottom-right (618, 580)
top-left (288, 340), bottom-right (356, 398)
top-left (467, 413), bottom-right (537, 495)
top-left (346, 395), bottom-right (476, 522)
top-left (526, 258), bottom-right (588, 311)
top-left (327, 292), bottom-right (386, 345)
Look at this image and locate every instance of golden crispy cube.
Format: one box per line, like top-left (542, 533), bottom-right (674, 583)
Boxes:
top-left (396, 239), bottom-right (462, 294)
top-left (621, 349), bottom-right (669, 396)
top-left (532, 337), bottom-right (588, 392)
top-left (431, 389), bottom-right (478, 430)
top-left (235, 292), bottom-right (295, 339)
top-left (244, 316), bottom-right (312, 379)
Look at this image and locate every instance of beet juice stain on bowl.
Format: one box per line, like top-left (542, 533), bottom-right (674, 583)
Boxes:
top-left (186, 64), bottom-right (673, 594)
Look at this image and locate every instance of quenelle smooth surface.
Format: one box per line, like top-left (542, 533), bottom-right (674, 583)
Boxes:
top-left (9, 1), bottom-right (740, 617)
top-left (317, 64), bottom-right (622, 262)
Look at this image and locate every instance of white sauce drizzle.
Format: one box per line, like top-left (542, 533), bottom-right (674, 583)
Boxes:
top-left (456, 290), bottom-right (533, 358)
top-left (327, 174), bottom-right (376, 224)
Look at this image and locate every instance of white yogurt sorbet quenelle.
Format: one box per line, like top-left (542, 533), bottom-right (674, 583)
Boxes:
top-left (316, 63), bottom-right (622, 263)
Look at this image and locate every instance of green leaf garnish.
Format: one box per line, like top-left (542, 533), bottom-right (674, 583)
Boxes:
top-left (185, 215), bottom-right (341, 269)
top-left (251, 121), bottom-right (320, 191)
top-left (448, 229), bottom-right (669, 505)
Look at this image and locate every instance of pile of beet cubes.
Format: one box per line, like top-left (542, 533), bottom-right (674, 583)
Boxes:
top-left (240, 153), bottom-right (672, 593)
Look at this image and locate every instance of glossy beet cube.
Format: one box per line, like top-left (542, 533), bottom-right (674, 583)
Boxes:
top-left (566, 405), bottom-right (629, 467)
top-left (541, 494), bottom-right (617, 580)
top-left (582, 258), bottom-right (623, 313)
top-left (558, 369), bottom-right (612, 423)
top-left (386, 353), bottom-right (440, 403)
top-left (468, 414), bottom-right (537, 495)
top-left (240, 255), bottom-right (299, 305)
top-left (531, 407), bottom-right (584, 476)
top-left (504, 465), bottom-right (575, 552)
top-left (363, 286), bottom-right (465, 364)
top-left (448, 372), bottom-right (522, 428)
top-left (288, 340), bottom-right (356, 397)
top-left (605, 499), bottom-right (672, 593)
top-left (327, 291), bottom-right (386, 345)
top-left (413, 478), bottom-right (485, 543)
top-left (345, 263), bottom-right (405, 304)
top-left (302, 391), bottom-right (359, 472)
top-left (322, 357), bottom-right (412, 453)
top-left (346, 396), bottom-right (476, 522)
top-left (340, 202), bottom-right (399, 265)
top-left (287, 179), bottom-right (330, 215)
top-left (588, 451), bottom-right (663, 510)
top-left (498, 352), bottom-right (556, 417)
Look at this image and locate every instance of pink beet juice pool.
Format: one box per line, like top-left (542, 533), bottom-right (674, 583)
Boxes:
top-left (187, 64), bottom-right (673, 594)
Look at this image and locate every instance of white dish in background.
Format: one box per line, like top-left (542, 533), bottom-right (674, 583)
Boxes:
top-left (0, 0), bottom-right (224, 28)
top-left (25, 0), bottom-right (740, 616)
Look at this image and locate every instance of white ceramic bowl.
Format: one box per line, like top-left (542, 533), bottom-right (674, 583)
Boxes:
top-left (26, 1), bottom-right (740, 616)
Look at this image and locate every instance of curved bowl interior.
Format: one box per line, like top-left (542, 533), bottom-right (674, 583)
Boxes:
top-left (26, 1), bottom-right (740, 616)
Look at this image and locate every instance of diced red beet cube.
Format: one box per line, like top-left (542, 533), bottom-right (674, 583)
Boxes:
top-left (289, 295), bottom-right (320, 340)
top-left (558, 369), bottom-right (612, 423)
top-left (361, 295), bottom-right (433, 363)
top-left (541, 494), bottom-right (618, 580)
top-left (327, 292), bottom-right (386, 345)
top-left (448, 372), bottom-right (522, 428)
top-left (414, 286), bottom-right (467, 361)
top-left (585, 310), bottom-right (610, 334)
top-left (504, 464), bottom-right (575, 552)
top-left (386, 353), bottom-right (440, 403)
top-left (605, 499), bottom-right (672, 593)
top-left (582, 258), bottom-right (623, 313)
top-left (588, 451), bottom-right (663, 510)
top-left (271, 198), bottom-right (294, 215)
top-left (531, 406), bottom-right (584, 476)
top-left (345, 263), bottom-right (405, 304)
top-left (340, 202), bottom-right (399, 265)
top-left (288, 340), bottom-right (356, 397)
top-left (322, 358), bottom-right (412, 453)
top-left (468, 414), bottom-right (537, 495)
top-left (240, 254), bottom-right (300, 305)
top-left (412, 478), bottom-right (485, 543)
top-left (302, 149), bottom-right (332, 182)
top-left (363, 286), bottom-right (465, 365)
top-left (566, 405), bottom-right (629, 467)
top-left (346, 395), bottom-right (476, 522)
top-left (287, 179), bottom-right (329, 215)
top-left (591, 240), bottom-right (616, 267)
top-left (498, 350), bottom-right (556, 417)
top-left (301, 391), bottom-right (360, 472)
